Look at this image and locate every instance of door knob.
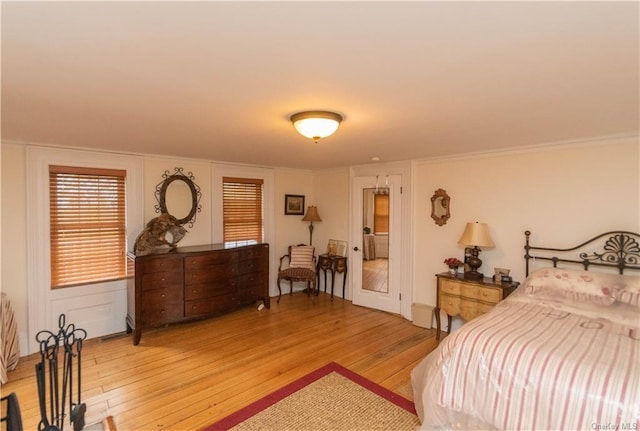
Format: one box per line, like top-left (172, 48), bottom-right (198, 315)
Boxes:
top-left (353, 246), bottom-right (360, 251)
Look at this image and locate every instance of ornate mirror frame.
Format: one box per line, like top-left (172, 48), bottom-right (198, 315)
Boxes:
top-left (154, 167), bottom-right (202, 228)
top-left (430, 188), bottom-right (451, 226)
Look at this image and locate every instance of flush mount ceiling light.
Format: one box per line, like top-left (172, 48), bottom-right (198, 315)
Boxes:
top-left (290, 110), bottom-right (343, 143)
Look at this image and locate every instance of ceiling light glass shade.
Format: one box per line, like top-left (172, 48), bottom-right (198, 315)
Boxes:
top-left (291, 111), bottom-right (343, 142)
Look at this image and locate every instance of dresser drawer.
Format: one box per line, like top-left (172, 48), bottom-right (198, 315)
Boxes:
top-left (185, 281), bottom-right (236, 301)
top-left (237, 246), bottom-right (265, 262)
top-left (141, 271), bottom-right (183, 291)
top-left (236, 257), bottom-right (263, 276)
top-left (139, 256), bottom-right (183, 274)
top-left (142, 286), bottom-right (184, 304)
top-left (237, 271), bottom-right (265, 288)
top-left (185, 265), bottom-right (232, 285)
top-left (185, 295), bottom-right (237, 318)
top-left (141, 301), bottom-right (183, 325)
top-left (185, 253), bottom-right (232, 269)
top-left (461, 284), bottom-right (501, 304)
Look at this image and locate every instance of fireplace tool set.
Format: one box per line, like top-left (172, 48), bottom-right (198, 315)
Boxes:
top-left (35, 314), bottom-right (87, 431)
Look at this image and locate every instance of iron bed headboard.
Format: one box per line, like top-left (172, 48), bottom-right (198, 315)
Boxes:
top-left (524, 230), bottom-right (640, 276)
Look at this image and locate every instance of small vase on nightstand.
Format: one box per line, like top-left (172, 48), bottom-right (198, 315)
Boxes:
top-left (449, 267), bottom-right (458, 275)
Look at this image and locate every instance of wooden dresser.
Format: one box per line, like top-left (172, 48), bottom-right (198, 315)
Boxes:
top-left (126, 243), bottom-right (269, 345)
top-left (435, 272), bottom-right (517, 340)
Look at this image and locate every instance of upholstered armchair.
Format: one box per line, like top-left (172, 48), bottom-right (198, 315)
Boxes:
top-left (277, 245), bottom-right (317, 302)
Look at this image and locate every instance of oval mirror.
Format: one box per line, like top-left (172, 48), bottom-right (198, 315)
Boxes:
top-left (430, 188), bottom-right (450, 226)
top-left (155, 168), bottom-right (201, 227)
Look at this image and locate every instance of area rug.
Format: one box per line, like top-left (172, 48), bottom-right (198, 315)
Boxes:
top-left (204, 362), bottom-right (420, 431)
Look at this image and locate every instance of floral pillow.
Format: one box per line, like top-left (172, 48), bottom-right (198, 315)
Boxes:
top-left (523, 268), bottom-right (620, 306)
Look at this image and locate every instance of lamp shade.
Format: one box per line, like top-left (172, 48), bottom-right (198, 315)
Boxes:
top-left (458, 222), bottom-right (495, 248)
top-left (291, 111), bottom-right (342, 142)
top-left (302, 206), bottom-right (322, 222)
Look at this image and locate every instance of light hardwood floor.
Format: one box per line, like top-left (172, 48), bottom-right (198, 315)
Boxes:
top-left (363, 258), bottom-right (389, 293)
top-left (2, 292), bottom-right (438, 431)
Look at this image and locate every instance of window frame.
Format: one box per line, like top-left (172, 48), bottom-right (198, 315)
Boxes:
top-left (222, 176), bottom-right (264, 245)
top-left (49, 165), bottom-right (127, 289)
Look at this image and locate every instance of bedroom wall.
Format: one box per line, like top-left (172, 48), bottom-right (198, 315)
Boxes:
top-left (2, 136), bottom-right (638, 354)
top-left (411, 136), bottom-right (640, 322)
top-left (311, 168), bottom-right (350, 265)
top-left (0, 143), bottom-right (313, 353)
top-left (1, 143), bottom-right (28, 348)
top-left (274, 169), bottom-right (314, 253)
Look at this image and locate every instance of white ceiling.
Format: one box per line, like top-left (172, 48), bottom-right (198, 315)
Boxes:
top-left (2, 1), bottom-right (638, 170)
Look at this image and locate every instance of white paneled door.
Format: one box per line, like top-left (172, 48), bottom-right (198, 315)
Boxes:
top-left (350, 175), bottom-right (402, 314)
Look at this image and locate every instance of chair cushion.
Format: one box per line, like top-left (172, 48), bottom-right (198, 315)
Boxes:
top-left (290, 245), bottom-right (315, 270)
top-left (279, 267), bottom-right (316, 280)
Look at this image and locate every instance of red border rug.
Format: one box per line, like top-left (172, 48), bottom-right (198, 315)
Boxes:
top-left (203, 362), bottom-right (417, 431)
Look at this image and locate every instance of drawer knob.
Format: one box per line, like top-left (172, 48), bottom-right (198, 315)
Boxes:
top-left (160, 309), bottom-right (165, 314)
top-left (161, 293), bottom-right (165, 298)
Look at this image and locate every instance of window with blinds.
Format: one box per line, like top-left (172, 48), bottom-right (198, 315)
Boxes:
top-left (374, 193), bottom-right (389, 234)
top-left (223, 177), bottom-right (264, 244)
top-left (49, 165), bottom-right (126, 289)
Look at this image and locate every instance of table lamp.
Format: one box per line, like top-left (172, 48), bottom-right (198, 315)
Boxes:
top-left (458, 222), bottom-right (495, 280)
top-left (302, 206), bottom-right (322, 245)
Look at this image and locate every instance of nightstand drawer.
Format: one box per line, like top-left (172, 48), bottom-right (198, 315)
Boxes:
top-left (460, 300), bottom-right (494, 321)
top-left (440, 279), bottom-right (462, 295)
top-left (440, 293), bottom-right (461, 317)
top-left (461, 285), bottom-right (501, 303)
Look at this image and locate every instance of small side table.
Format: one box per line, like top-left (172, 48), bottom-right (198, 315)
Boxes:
top-left (434, 272), bottom-right (518, 341)
top-left (317, 254), bottom-right (348, 299)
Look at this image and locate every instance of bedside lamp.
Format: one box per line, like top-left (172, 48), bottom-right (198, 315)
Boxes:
top-left (458, 222), bottom-right (495, 280)
top-left (302, 206), bottom-right (322, 245)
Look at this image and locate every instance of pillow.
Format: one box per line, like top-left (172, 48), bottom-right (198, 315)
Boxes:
top-left (615, 274), bottom-right (640, 308)
top-left (289, 245), bottom-right (315, 270)
top-left (522, 268), bottom-right (619, 306)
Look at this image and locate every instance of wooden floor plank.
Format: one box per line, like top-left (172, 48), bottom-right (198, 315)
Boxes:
top-left (1, 292), bottom-right (438, 431)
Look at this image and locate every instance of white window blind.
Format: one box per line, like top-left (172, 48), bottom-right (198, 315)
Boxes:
top-left (49, 165), bottom-right (126, 288)
top-left (223, 177), bottom-right (264, 244)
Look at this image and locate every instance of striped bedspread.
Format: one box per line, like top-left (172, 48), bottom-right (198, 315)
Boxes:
top-left (412, 279), bottom-right (640, 430)
top-left (1, 292), bottom-right (20, 384)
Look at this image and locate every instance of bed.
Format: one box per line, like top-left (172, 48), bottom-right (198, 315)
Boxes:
top-left (411, 230), bottom-right (640, 430)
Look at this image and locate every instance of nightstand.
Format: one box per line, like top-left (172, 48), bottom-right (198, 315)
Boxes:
top-left (435, 272), bottom-right (517, 341)
top-left (317, 254), bottom-right (348, 299)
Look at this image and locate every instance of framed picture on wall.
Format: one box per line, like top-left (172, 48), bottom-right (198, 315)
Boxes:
top-left (284, 194), bottom-right (305, 215)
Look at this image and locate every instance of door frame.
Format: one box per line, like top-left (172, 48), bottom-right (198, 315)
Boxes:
top-left (349, 162), bottom-right (413, 320)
